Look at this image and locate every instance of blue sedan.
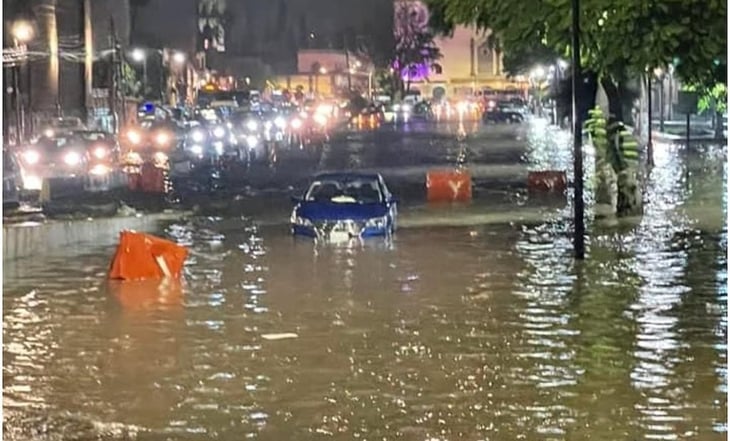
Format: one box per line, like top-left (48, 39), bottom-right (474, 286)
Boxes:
top-left (291, 172), bottom-right (398, 240)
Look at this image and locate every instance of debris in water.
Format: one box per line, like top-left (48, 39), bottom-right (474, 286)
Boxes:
top-left (261, 333), bottom-right (299, 341)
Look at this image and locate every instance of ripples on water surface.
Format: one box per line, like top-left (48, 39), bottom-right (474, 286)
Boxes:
top-left (4, 143), bottom-right (727, 441)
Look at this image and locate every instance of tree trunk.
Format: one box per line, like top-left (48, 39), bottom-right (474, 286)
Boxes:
top-left (600, 77), bottom-right (624, 122)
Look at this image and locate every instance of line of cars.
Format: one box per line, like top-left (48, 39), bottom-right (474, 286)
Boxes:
top-left (4, 117), bottom-right (123, 206)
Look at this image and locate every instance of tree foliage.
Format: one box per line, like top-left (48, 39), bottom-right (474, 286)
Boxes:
top-left (393, 1), bottom-right (442, 95)
top-left (425, 0), bottom-right (726, 121)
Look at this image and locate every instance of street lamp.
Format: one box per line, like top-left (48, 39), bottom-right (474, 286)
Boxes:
top-left (571, 0), bottom-right (585, 259)
top-left (12, 20), bottom-right (34, 43)
top-left (130, 48), bottom-right (148, 99)
top-left (10, 20), bottom-right (34, 143)
top-left (320, 67), bottom-right (328, 75)
top-left (172, 52), bottom-right (186, 65)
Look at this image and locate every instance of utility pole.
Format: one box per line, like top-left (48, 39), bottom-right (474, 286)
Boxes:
top-left (571, 0), bottom-right (585, 259)
top-left (109, 17), bottom-right (118, 133)
top-left (647, 74), bottom-right (653, 166)
top-left (83, 0), bottom-right (93, 125)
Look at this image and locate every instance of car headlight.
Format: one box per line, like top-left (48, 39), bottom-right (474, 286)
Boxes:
top-left (213, 126), bottom-right (226, 138)
top-left (291, 118), bottom-right (303, 130)
top-left (64, 151), bottom-right (82, 166)
top-left (314, 114), bottom-right (327, 126)
top-left (190, 144), bottom-right (204, 156)
top-left (44, 129), bottom-right (55, 138)
top-left (274, 117), bottom-right (286, 129)
top-left (127, 130), bottom-right (141, 145)
top-left (93, 145), bottom-right (108, 159)
top-left (393, 104), bottom-right (401, 111)
top-left (90, 164), bottom-right (110, 175)
top-left (191, 130), bottom-right (205, 143)
top-left (23, 150), bottom-right (40, 164)
top-left (155, 132), bottom-right (171, 146)
top-left (246, 120), bottom-right (258, 131)
top-left (246, 135), bottom-right (258, 149)
top-left (366, 216), bottom-right (388, 229)
top-left (402, 104), bottom-right (412, 112)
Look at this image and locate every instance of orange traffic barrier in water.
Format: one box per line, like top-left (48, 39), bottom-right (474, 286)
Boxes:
top-left (109, 231), bottom-right (188, 281)
top-left (426, 169), bottom-right (472, 202)
top-left (527, 171), bottom-right (568, 193)
top-left (110, 278), bottom-right (184, 312)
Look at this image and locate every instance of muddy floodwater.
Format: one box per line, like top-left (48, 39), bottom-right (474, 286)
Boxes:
top-left (3, 122), bottom-right (727, 440)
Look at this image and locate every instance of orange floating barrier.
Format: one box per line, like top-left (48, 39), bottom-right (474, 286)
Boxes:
top-left (109, 231), bottom-right (188, 281)
top-left (426, 169), bottom-right (472, 202)
top-left (110, 279), bottom-right (184, 312)
top-left (527, 171), bottom-right (568, 193)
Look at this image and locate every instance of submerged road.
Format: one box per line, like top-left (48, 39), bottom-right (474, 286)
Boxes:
top-left (3, 118), bottom-right (727, 440)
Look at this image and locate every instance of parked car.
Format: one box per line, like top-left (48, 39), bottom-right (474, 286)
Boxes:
top-left (482, 101), bottom-right (526, 123)
top-left (290, 172), bottom-right (398, 240)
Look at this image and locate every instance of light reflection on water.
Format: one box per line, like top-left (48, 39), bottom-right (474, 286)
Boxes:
top-left (3, 130), bottom-right (727, 440)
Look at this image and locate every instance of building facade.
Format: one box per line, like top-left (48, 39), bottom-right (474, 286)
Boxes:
top-left (394, 0), bottom-right (527, 100)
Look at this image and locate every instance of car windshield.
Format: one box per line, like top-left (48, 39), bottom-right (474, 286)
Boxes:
top-left (305, 178), bottom-right (383, 204)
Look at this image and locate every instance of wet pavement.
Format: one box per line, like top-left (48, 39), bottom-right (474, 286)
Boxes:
top-left (3, 118), bottom-right (727, 440)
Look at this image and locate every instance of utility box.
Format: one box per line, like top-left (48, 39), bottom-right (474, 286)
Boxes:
top-left (677, 91), bottom-right (699, 115)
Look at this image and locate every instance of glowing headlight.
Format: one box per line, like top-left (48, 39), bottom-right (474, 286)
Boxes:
top-left (90, 164), bottom-right (110, 176)
top-left (23, 150), bottom-right (40, 164)
top-left (246, 135), bottom-right (258, 149)
top-left (291, 118), bottom-right (303, 130)
top-left (43, 129), bottom-right (54, 138)
top-left (457, 102), bottom-right (468, 113)
top-left (366, 216), bottom-right (388, 229)
top-left (93, 145), bottom-right (108, 159)
top-left (213, 126), bottom-right (226, 138)
top-left (191, 130), bottom-right (205, 142)
top-left (246, 120), bottom-right (258, 131)
top-left (155, 132), bottom-right (171, 146)
top-left (314, 114), bottom-right (327, 126)
top-left (402, 104), bottom-right (412, 112)
top-left (154, 151), bottom-right (168, 163)
top-left (127, 130), bottom-right (141, 145)
top-left (64, 151), bottom-right (82, 166)
top-left (393, 104), bottom-right (401, 111)
top-left (190, 144), bottom-right (204, 155)
top-left (274, 117), bottom-right (286, 129)
top-left (317, 104), bottom-right (333, 115)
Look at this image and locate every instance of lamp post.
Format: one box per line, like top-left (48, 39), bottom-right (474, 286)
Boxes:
top-left (647, 71), bottom-right (653, 167)
top-left (571, 0), bottom-right (585, 259)
top-left (11, 20), bottom-right (33, 143)
top-left (654, 67), bottom-right (665, 133)
top-left (131, 48), bottom-right (148, 100)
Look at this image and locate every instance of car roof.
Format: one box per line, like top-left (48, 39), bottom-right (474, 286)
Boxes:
top-left (313, 172), bottom-right (382, 182)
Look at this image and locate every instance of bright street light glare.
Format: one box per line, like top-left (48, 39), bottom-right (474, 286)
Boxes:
top-left (131, 48), bottom-right (145, 62)
top-left (532, 66), bottom-right (546, 79)
top-left (172, 52), bottom-right (186, 64)
top-left (319, 67), bottom-right (327, 75)
top-left (12, 20), bottom-right (34, 43)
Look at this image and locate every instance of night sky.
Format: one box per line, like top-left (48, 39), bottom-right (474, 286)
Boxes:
top-left (134, 0), bottom-right (395, 72)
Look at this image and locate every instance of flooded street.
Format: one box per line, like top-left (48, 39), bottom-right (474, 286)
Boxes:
top-left (3, 120), bottom-right (727, 440)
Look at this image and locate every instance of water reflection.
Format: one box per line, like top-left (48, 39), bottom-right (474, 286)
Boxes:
top-left (3, 145), bottom-right (726, 440)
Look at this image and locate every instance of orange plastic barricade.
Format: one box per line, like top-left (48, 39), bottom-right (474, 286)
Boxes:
top-left (109, 231), bottom-right (188, 281)
top-left (426, 169), bottom-right (472, 202)
top-left (110, 279), bottom-right (183, 312)
top-left (527, 171), bottom-right (568, 193)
